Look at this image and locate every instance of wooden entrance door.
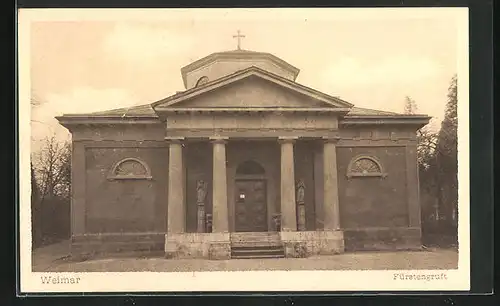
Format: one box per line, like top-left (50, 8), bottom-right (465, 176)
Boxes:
top-left (235, 180), bottom-right (268, 232)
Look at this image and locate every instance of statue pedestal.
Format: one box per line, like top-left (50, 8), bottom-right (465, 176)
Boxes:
top-left (297, 201), bottom-right (306, 231)
top-left (197, 201), bottom-right (205, 233)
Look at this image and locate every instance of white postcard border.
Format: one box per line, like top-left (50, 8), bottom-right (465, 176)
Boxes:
top-left (18, 8), bottom-right (470, 293)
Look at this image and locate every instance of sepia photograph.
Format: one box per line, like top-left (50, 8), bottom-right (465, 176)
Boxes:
top-left (19, 8), bottom-right (469, 292)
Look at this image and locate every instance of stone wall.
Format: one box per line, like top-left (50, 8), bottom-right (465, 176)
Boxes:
top-left (71, 233), bottom-right (165, 258)
top-left (336, 146), bottom-right (409, 229)
top-left (68, 119), bottom-right (422, 257)
top-left (82, 142), bottom-right (168, 234)
top-left (343, 227), bottom-right (421, 251)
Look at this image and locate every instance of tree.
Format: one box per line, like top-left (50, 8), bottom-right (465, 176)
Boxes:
top-left (435, 75), bottom-right (458, 226)
top-left (416, 126), bottom-right (438, 170)
top-left (31, 161), bottom-right (42, 247)
top-left (404, 96), bottom-right (440, 224)
top-left (404, 96), bottom-right (419, 115)
top-left (34, 135), bottom-right (71, 203)
top-left (32, 135), bottom-right (72, 246)
top-left (402, 96), bottom-right (437, 168)
top-left (415, 76), bottom-right (458, 247)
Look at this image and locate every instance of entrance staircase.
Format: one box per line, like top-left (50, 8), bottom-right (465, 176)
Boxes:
top-left (230, 232), bottom-right (285, 259)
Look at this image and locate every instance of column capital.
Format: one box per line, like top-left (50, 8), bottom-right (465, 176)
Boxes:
top-left (322, 136), bottom-right (341, 144)
top-left (165, 136), bottom-right (185, 144)
top-left (210, 136), bottom-right (229, 144)
top-left (278, 136), bottom-right (298, 144)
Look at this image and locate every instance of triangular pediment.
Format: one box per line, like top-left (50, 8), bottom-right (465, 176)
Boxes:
top-left (152, 67), bottom-right (353, 111)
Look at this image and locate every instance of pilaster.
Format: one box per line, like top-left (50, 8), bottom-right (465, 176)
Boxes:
top-left (406, 144), bottom-right (421, 228)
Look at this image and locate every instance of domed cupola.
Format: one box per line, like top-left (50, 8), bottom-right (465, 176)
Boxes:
top-left (180, 31), bottom-right (300, 89)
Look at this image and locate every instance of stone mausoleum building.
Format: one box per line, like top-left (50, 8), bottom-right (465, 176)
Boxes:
top-left (57, 42), bottom-right (430, 259)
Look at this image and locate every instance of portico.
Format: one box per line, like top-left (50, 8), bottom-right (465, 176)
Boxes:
top-left (162, 129), bottom-right (344, 258)
top-left (160, 108), bottom-right (347, 259)
top-left (152, 74), bottom-right (354, 254)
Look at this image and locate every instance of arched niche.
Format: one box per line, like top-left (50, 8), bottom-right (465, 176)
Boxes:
top-left (108, 157), bottom-right (153, 180)
top-left (346, 155), bottom-right (387, 179)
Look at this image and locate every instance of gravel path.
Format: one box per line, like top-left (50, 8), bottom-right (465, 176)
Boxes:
top-left (32, 242), bottom-right (458, 272)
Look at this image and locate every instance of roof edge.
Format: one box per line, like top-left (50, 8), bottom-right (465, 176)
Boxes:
top-left (56, 115), bottom-right (161, 128)
top-left (343, 114), bottom-right (431, 119)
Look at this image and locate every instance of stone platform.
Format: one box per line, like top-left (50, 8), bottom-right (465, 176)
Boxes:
top-left (165, 233), bottom-right (231, 259)
top-left (164, 231), bottom-right (345, 260)
top-left (280, 231), bottom-right (345, 257)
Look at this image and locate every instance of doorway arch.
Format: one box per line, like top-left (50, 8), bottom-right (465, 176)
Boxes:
top-left (236, 160), bottom-right (266, 177)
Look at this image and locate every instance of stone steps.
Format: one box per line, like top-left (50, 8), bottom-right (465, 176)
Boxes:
top-left (231, 253), bottom-right (285, 259)
top-left (231, 241), bottom-right (282, 248)
top-left (231, 245), bottom-right (285, 259)
top-left (230, 232), bottom-right (285, 259)
top-left (230, 232), bottom-right (281, 240)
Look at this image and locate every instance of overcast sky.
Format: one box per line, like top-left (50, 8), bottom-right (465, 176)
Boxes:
top-left (27, 8), bottom-right (466, 151)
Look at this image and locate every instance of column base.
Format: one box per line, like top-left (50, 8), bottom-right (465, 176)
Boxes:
top-left (280, 231), bottom-right (345, 258)
top-left (165, 233), bottom-right (230, 259)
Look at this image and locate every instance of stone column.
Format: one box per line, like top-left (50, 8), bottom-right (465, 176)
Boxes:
top-left (323, 137), bottom-right (341, 230)
top-left (279, 137), bottom-right (297, 231)
top-left (166, 137), bottom-right (185, 234)
top-left (207, 137), bottom-right (231, 260)
top-left (211, 137), bottom-right (229, 233)
top-left (71, 142), bottom-right (86, 236)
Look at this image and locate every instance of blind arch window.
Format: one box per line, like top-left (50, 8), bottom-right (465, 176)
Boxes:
top-left (346, 155), bottom-right (387, 178)
top-left (195, 76), bottom-right (209, 87)
top-left (108, 158), bottom-right (153, 180)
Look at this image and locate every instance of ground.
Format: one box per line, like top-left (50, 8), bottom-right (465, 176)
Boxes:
top-left (32, 240), bottom-right (458, 272)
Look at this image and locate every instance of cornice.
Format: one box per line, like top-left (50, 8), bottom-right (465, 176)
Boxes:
top-left (154, 107), bottom-right (352, 115)
top-left (340, 115), bottom-right (431, 127)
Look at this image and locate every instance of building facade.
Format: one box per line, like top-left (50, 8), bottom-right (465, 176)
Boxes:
top-left (57, 49), bottom-right (430, 259)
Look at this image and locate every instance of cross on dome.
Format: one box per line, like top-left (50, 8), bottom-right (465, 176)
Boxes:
top-left (232, 30), bottom-right (246, 50)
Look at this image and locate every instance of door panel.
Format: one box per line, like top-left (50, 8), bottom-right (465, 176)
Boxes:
top-left (235, 180), bottom-right (268, 232)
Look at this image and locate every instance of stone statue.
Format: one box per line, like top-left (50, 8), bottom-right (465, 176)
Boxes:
top-left (296, 179), bottom-right (305, 203)
top-left (196, 180), bottom-right (208, 204)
